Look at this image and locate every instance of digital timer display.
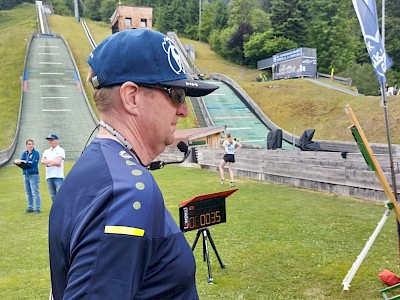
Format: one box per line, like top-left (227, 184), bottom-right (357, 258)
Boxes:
top-left (179, 189), bottom-right (238, 232)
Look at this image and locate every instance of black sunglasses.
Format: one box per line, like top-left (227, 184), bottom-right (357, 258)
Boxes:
top-left (138, 83), bottom-right (186, 106)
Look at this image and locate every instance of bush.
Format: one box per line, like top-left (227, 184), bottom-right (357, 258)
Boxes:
top-left (340, 63), bottom-right (380, 96)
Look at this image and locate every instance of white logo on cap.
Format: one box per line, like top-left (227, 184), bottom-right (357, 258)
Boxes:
top-left (162, 37), bottom-right (185, 75)
top-left (185, 82), bottom-right (199, 87)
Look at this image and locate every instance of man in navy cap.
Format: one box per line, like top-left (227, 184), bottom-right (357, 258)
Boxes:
top-left (49, 29), bottom-right (218, 300)
top-left (41, 133), bottom-right (65, 202)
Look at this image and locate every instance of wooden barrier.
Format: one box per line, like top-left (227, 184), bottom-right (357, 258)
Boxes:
top-left (317, 72), bottom-right (352, 87)
top-left (195, 147), bottom-right (400, 202)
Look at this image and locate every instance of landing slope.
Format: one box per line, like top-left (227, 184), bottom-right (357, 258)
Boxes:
top-left (11, 35), bottom-right (97, 163)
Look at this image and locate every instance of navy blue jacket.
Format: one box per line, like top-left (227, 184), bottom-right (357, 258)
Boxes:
top-left (49, 139), bottom-right (198, 300)
top-left (20, 149), bottom-right (40, 175)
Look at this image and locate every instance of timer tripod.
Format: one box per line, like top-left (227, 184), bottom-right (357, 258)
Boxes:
top-left (191, 227), bottom-right (225, 284)
top-left (179, 189), bottom-right (238, 284)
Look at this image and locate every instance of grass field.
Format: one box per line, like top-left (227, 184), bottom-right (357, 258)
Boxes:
top-left (1, 163), bottom-right (400, 299)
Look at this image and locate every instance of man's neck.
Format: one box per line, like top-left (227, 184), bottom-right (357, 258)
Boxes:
top-left (98, 120), bottom-right (152, 166)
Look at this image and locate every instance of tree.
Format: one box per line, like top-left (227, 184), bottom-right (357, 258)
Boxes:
top-left (153, 0), bottom-right (186, 34)
top-left (307, 0), bottom-right (356, 73)
top-left (83, 0), bottom-right (102, 21)
top-left (49, 0), bottom-right (73, 16)
top-left (226, 22), bottom-right (254, 65)
top-left (381, 0), bottom-right (400, 74)
top-left (341, 62), bottom-right (380, 95)
top-left (248, 8), bottom-right (271, 33)
top-left (270, 0), bottom-right (310, 46)
top-left (384, 18), bottom-right (400, 85)
top-left (227, 0), bottom-right (260, 27)
top-left (199, 0), bottom-right (228, 42)
top-left (209, 25), bottom-right (238, 62)
top-left (182, 0), bottom-right (199, 40)
top-left (100, 0), bottom-right (117, 22)
top-left (0, 0), bottom-right (25, 10)
top-left (244, 32), bottom-right (297, 67)
top-left (153, 4), bottom-right (175, 33)
top-left (208, 29), bottom-right (224, 54)
top-left (258, 0), bottom-right (272, 13)
top-left (23, 0), bottom-right (394, 84)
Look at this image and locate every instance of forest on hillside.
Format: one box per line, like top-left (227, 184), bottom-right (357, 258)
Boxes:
top-left (4, 0), bottom-right (400, 96)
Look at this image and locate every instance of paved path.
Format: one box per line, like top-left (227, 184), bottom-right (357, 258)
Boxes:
top-left (11, 35), bottom-right (97, 163)
top-left (306, 78), bottom-right (363, 96)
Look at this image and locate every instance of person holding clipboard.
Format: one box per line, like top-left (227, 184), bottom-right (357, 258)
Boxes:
top-left (14, 139), bottom-right (42, 213)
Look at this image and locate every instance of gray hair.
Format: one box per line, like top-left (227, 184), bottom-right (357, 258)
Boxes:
top-left (87, 68), bottom-right (120, 114)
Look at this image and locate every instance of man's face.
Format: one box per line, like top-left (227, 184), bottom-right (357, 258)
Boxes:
top-left (47, 139), bottom-right (59, 148)
top-left (137, 85), bottom-right (188, 153)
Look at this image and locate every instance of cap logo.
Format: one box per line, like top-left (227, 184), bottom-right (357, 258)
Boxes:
top-left (162, 37), bottom-right (185, 75)
top-left (185, 82), bottom-right (199, 87)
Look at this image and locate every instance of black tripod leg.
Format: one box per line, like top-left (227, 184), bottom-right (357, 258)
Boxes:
top-left (191, 229), bottom-right (202, 251)
top-left (202, 230), bottom-right (213, 284)
top-left (205, 228), bottom-right (225, 268)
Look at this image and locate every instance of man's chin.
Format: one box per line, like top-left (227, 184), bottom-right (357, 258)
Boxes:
top-left (165, 135), bottom-right (175, 147)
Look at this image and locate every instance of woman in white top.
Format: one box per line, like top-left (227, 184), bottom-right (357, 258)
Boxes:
top-left (219, 133), bottom-right (242, 186)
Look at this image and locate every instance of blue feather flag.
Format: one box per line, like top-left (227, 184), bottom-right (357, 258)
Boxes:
top-left (352, 0), bottom-right (392, 84)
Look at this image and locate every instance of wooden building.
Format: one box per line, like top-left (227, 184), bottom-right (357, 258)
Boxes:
top-left (173, 126), bottom-right (226, 148)
top-left (110, 5), bottom-right (153, 34)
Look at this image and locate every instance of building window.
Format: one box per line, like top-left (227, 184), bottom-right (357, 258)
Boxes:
top-left (125, 18), bottom-right (132, 27)
top-left (140, 18), bottom-right (147, 28)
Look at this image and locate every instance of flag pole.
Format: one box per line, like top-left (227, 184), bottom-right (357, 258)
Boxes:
top-left (381, 0), bottom-right (397, 198)
top-left (381, 85), bottom-right (398, 200)
top-left (381, 0), bottom-right (400, 259)
top-left (381, 77), bottom-right (400, 263)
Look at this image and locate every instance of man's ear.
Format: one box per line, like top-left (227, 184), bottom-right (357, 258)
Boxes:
top-left (119, 82), bottom-right (140, 115)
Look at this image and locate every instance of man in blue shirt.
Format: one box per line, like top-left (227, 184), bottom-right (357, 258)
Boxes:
top-left (49, 29), bottom-right (218, 299)
top-left (14, 139), bottom-right (42, 213)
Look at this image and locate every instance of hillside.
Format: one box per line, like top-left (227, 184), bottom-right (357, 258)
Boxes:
top-left (1, 4), bottom-right (399, 152)
top-left (180, 38), bottom-right (400, 144)
top-left (48, 15), bottom-right (400, 145)
top-left (0, 3), bottom-right (38, 150)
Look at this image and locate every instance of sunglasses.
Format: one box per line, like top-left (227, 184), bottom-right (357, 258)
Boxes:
top-left (138, 84), bottom-right (186, 106)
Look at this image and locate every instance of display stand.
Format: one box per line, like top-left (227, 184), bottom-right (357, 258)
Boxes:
top-left (342, 105), bottom-right (400, 290)
top-left (379, 281), bottom-right (400, 300)
top-left (191, 227), bottom-right (225, 284)
top-left (179, 189), bottom-right (238, 284)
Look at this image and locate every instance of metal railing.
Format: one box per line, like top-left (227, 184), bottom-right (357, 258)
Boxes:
top-left (35, 1), bottom-right (52, 35)
top-left (82, 20), bottom-right (97, 49)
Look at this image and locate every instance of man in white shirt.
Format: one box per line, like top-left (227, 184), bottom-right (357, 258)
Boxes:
top-left (41, 134), bottom-right (65, 202)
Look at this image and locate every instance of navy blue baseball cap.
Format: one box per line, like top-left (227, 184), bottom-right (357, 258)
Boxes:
top-left (87, 29), bottom-right (218, 97)
top-left (46, 134), bottom-right (59, 140)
